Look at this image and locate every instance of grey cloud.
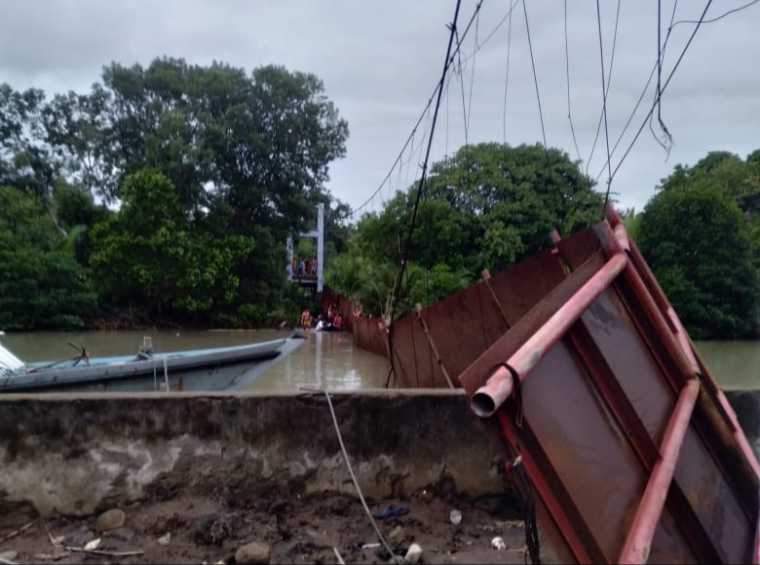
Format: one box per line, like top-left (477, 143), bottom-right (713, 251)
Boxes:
top-left (0, 0), bottom-right (758, 214)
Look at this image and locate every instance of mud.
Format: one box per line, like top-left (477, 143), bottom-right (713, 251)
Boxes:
top-left (0, 491), bottom-right (532, 564)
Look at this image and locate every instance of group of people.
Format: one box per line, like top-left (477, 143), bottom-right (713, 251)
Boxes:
top-left (289, 256), bottom-right (318, 279)
top-left (299, 304), bottom-right (343, 332)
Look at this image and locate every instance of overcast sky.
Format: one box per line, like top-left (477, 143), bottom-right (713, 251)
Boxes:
top-left (1, 0), bottom-right (758, 217)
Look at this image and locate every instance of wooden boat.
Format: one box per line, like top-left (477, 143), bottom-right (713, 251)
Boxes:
top-left (0, 334), bottom-right (305, 393)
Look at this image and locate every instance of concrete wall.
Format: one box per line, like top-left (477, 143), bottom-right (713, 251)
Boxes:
top-left (0, 390), bottom-right (507, 526)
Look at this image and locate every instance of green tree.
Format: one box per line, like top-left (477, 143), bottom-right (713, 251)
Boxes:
top-left (0, 187), bottom-right (97, 329)
top-left (90, 170), bottom-right (254, 320)
top-left (328, 143), bottom-right (602, 316)
top-left (0, 84), bottom-right (57, 199)
top-left (638, 180), bottom-right (758, 339)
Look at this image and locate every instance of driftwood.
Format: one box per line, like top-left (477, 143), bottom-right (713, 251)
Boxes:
top-left (0, 519), bottom-right (37, 544)
top-left (64, 546), bottom-right (144, 558)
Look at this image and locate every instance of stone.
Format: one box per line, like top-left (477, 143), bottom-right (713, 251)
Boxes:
top-left (449, 509), bottom-right (462, 526)
top-left (388, 525), bottom-right (405, 544)
top-left (193, 514), bottom-right (234, 546)
top-left (158, 532), bottom-right (171, 546)
top-left (96, 509), bottom-right (125, 532)
top-left (404, 543), bottom-right (423, 564)
top-left (491, 536), bottom-right (506, 551)
top-left (0, 551), bottom-right (18, 562)
top-left (235, 542), bottom-right (271, 565)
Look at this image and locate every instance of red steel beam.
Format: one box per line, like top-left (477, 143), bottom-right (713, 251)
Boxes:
top-left (471, 253), bottom-right (626, 417)
top-left (618, 379), bottom-right (701, 564)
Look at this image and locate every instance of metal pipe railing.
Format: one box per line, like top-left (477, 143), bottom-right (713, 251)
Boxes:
top-left (471, 253), bottom-right (627, 418)
top-left (618, 379), bottom-right (700, 564)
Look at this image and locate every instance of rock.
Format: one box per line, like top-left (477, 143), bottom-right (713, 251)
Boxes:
top-left (235, 541), bottom-right (271, 565)
top-left (158, 532), bottom-right (171, 546)
top-left (388, 525), bottom-right (405, 544)
top-left (193, 514), bottom-right (234, 546)
top-left (449, 509), bottom-right (462, 526)
top-left (96, 509), bottom-right (125, 532)
top-left (404, 543), bottom-right (423, 564)
top-left (0, 551), bottom-right (18, 562)
top-left (491, 536), bottom-right (506, 551)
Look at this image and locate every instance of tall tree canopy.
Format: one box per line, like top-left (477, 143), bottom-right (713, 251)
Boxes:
top-left (43, 58), bottom-right (348, 231)
top-left (634, 149), bottom-right (760, 338)
top-left (328, 143), bottom-right (603, 316)
top-left (0, 58), bottom-right (349, 329)
top-left (0, 187), bottom-right (97, 330)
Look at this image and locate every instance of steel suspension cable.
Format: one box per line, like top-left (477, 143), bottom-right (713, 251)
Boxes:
top-left (386, 0), bottom-right (464, 385)
top-left (522, 0), bottom-right (547, 147)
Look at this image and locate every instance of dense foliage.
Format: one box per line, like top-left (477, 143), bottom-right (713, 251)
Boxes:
top-left (0, 58), bottom-right (349, 329)
top-left (327, 143), bottom-right (603, 317)
top-left (636, 151), bottom-right (760, 339)
top-left (0, 187), bottom-right (97, 329)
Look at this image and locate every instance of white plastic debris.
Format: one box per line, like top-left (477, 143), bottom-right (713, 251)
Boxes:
top-left (361, 543), bottom-right (381, 550)
top-left (449, 509), bottom-right (462, 526)
top-left (404, 543), bottom-right (423, 564)
top-left (158, 532), bottom-right (171, 546)
top-left (491, 536), bottom-right (506, 551)
top-left (84, 538), bottom-right (102, 551)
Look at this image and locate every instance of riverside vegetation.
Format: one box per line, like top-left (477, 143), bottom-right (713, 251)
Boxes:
top-left (1, 58), bottom-right (758, 339)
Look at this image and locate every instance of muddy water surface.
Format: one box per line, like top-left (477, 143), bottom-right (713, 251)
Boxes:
top-left (1, 330), bottom-right (758, 390)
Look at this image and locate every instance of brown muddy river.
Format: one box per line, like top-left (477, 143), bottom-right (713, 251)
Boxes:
top-left (1, 330), bottom-right (758, 390)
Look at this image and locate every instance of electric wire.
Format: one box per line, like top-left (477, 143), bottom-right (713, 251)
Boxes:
top-left (595, 0), bottom-right (678, 182)
top-left (455, 27), bottom-right (470, 145)
top-left (351, 0), bottom-right (485, 217)
top-left (502, 1), bottom-right (514, 144)
top-left (672, 0), bottom-right (759, 26)
top-left (466, 12), bottom-right (480, 132)
top-left (386, 0), bottom-right (464, 383)
top-left (585, 0), bottom-right (621, 176)
top-left (521, 0), bottom-right (547, 147)
top-left (608, 0), bottom-right (715, 184)
top-left (563, 0), bottom-right (583, 164)
top-left (596, 0), bottom-right (614, 211)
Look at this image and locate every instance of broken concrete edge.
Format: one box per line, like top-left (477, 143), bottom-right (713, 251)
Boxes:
top-left (0, 388), bottom-right (512, 527)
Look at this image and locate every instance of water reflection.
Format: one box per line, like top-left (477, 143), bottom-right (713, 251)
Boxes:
top-left (251, 330), bottom-right (389, 392)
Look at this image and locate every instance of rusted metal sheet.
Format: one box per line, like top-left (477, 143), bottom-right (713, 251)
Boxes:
top-left (459, 211), bottom-right (760, 564)
top-left (326, 212), bottom-right (760, 562)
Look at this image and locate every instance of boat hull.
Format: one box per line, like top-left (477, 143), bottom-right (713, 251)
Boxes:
top-left (0, 336), bottom-right (305, 393)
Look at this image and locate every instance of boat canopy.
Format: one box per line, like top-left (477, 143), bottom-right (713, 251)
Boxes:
top-left (0, 342), bottom-right (24, 372)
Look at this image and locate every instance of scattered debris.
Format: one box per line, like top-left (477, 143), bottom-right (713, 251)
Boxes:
top-left (0, 520), bottom-right (37, 544)
top-left (449, 509), bottom-right (462, 526)
top-left (491, 536), bottom-right (506, 551)
top-left (83, 538), bottom-right (101, 551)
top-left (361, 543), bottom-right (381, 550)
top-left (372, 504), bottom-right (409, 521)
top-left (404, 543), bottom-right (423, 564)
top-left (0, 550), bottom-right (18, 565)
top-left (96, 509), bottom-right (125, 532)
top-left (332, 546), bottom-right (346, 565)
top-left (388, 525), bottom-right (405, 545)
top-left (193, 513), bottom-right (234, 546)
top-left (158, 532), bottom-right (171, 546)
top-left (65, 546), bottom-right (144, 558)
top-left (235, 541), bottom-right (271, 565)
